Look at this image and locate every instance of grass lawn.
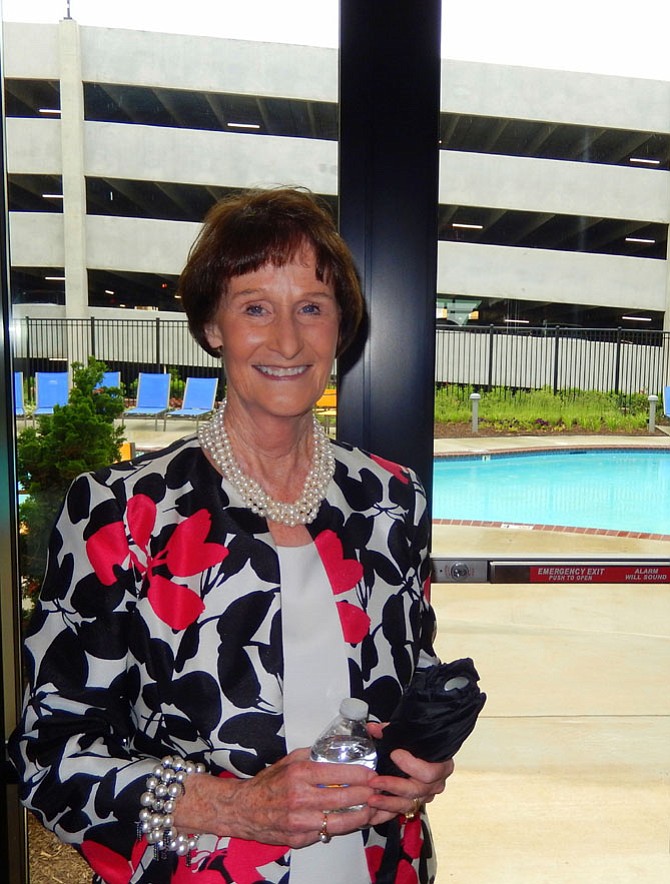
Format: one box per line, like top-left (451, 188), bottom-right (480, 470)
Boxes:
top-left (434, 385), bottom-right (666, 435)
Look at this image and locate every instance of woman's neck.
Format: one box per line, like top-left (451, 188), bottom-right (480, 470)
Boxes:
top-left (223, 398), bottom-right (315, 502)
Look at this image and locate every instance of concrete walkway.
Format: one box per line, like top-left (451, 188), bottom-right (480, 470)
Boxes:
top-left (428, 581), bottom-right (670, 883)
top-left (428, 436), bottom-right (669, 880)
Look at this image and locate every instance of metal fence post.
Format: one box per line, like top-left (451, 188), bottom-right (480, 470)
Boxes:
top-left (614, 327), bottom-right (622, 394)
top-left (487, 325), bottom-right (494, 390)
top-left (25, 319), bottom-right (32, 399)
top-left (553, 326), bottom-right (561, 394)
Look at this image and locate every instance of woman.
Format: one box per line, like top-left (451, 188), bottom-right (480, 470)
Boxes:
top-left (10, 188), bottom-right (453, 884)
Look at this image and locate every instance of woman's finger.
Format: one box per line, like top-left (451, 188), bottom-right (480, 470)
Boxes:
top-left (390, 749), bottom-right (454, 782)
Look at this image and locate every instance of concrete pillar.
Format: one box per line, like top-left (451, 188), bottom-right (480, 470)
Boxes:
top-left (58, 19), bottom-right (89, 327)
top-left (648, 394), bottom-right (658, 433)
top-left (470, 392), bottom-right (481, 433)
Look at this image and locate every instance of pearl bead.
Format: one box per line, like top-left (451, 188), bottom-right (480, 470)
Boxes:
top-left (198, 400), bottom-right (334, 527)
top-left (139, 755), bottom-right (201, 863)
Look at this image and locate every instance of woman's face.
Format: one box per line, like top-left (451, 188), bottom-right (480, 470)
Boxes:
top-left (204, 244), bottom-right (340, 423)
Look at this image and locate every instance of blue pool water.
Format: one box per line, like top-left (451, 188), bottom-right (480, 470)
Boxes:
top-left (433, 449), bottom-right (670, 535)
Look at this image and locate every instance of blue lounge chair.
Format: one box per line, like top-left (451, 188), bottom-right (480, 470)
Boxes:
top-left (664, 386), bottom-right (670, 418)
top-left (98, 371), bottom-right (122, 390)
top-left (14, 371), bottom-right (26, 423)
top-left (32, 371), bottom-right (69, 422)
top-left (123, 372), bottom-right (171, 430)
top-left (167, 376), bottom-right (218, 427)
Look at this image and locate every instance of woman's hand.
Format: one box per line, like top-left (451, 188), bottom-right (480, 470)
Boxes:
top-left (364, 721), bottom-right (455, 825)
top-left (176, 748), bottom-right (381, 848)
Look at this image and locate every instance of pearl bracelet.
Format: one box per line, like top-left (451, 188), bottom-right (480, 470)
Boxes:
top-left (137, 755), bottom-right (205, 861)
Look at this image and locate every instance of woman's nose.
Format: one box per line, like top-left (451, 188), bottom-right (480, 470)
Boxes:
top-left (271, 312), bottom-right (302, 357)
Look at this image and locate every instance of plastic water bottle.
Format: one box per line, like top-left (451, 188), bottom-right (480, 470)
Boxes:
top-left (310, 698), bottom-right (378, 811)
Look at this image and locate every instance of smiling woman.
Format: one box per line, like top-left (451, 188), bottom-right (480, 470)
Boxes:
top-left (10, 187), bottom-right (453, 884)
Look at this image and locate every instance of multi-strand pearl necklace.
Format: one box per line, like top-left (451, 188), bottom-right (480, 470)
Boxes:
top-left (198, 400), bottom-right (335, 527)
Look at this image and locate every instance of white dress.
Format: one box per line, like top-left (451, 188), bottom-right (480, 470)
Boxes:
top-left (278, 544), bottom-right (371, 884)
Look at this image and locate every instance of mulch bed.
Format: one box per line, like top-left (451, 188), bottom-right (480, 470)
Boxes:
top-left (28, 815), bottom-right (91, 884)
top-left (434, 421), bottom-right (665, 438)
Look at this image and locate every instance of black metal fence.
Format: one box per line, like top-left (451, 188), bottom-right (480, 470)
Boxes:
top-left (13, 316), bottom-right (223, 402)
top-left (435, 324), bottom-right (670, 400)
top-left (12, 317), bottom-right (670, 405)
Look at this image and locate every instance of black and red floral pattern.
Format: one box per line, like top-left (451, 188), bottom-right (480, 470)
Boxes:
top-left (10, 436), bottom-right (438, 884)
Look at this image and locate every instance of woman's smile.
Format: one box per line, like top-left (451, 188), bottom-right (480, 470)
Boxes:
top-left (255, 364), bottom-right (310, 379)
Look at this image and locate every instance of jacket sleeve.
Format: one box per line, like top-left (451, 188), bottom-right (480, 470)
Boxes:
top-left (8, 471), bottom-right (159, 879)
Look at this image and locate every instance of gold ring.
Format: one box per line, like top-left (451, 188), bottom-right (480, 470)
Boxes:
top-left (404, 797), bottom-right (423, 821)
top-left (318, 812), bottom-right (331, 844)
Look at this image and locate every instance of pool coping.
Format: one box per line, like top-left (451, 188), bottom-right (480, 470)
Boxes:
top-left (433, 517), bottom-right (670, 542)
top-left (432, 438), bottom-right (670, 542)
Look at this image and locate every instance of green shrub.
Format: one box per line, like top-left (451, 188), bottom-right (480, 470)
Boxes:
top-left (18, 358), bottom-right (126, 609)
top-left (168, 367), bottom-right (185, 401)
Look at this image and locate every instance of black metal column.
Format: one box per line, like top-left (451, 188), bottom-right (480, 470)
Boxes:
top-left (0, 17), bottom-right (28, 884)
top-left (338, 0), bottom-right (441, 507)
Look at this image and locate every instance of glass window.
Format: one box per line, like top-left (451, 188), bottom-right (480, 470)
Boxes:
top-left (3, 2), bottom-right (338, 313)
top-left (439, 1), bottom-right (670, 331)
top-left (2, 3), bottom-right (338, 880)
top-left (437, 0), bottom-right (670, 551)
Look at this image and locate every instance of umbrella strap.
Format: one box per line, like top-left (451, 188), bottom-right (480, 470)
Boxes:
top-left (374, 818), bottom-right (402, 884)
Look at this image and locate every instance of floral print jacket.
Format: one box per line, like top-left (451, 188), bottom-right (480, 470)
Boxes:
top-left (10, 436), bottom-right (439, 884)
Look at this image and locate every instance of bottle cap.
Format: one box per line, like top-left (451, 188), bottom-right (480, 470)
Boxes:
top-left (339, 698), bottom-right (369, 720)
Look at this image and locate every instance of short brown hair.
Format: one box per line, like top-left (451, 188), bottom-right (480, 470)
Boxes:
top-left (178, 187), bottom-right (365, 358)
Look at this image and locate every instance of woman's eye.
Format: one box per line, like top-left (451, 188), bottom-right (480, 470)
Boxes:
top-left (301, 303), bottom-right (321, 315)
top-left (244, 304), bottom-right (266, 315)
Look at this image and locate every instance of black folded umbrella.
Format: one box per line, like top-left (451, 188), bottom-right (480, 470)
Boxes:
top-left (375, 658), bottom-right (486, 776)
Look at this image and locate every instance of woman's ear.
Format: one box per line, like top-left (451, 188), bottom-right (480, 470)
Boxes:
top-left (203, 322), bottom-right (224, 353)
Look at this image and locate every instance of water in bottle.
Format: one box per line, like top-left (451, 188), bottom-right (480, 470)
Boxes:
top-left (310, 698), bottom-right (377, 811)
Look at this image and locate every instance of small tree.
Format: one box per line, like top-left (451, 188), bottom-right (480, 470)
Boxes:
top-left (18, 358), bottom-right (126, 610)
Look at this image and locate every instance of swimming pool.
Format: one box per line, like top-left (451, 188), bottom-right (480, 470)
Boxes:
top-left (433, 448), bottom-right (670, 536)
